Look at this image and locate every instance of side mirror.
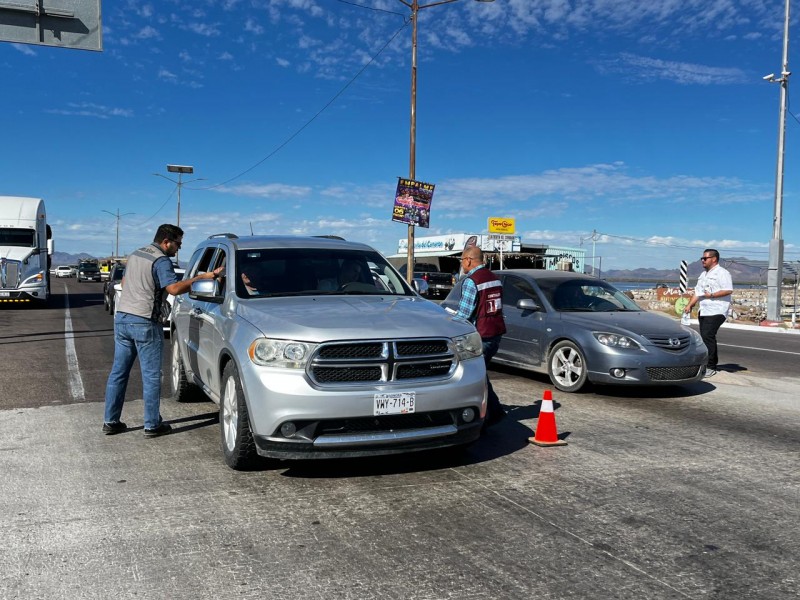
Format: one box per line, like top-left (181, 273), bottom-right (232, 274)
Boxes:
top-left (517, 298), bottom-right (540, 311)
top-left (190, 278), bottom-right (217, 299)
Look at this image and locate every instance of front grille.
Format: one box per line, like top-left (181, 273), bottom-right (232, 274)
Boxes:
top-left (644, 334), bottom-right (690, 351)
top-left (646, 365), bottom-right (703, 381)
top-left (314, 366), bottom-right (383, 383)
top-left (397, 360), bottom-right (453, 379)
top-left (0, 260), bottom-right (20, 289)
top-left (317, 343), bottom-right (385, 360)
top-left (396, 340), bottom-right (449, 356)
top-left (309, 338), bottom-right (456, 385)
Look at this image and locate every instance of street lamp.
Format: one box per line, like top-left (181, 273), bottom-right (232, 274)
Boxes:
top-left (764, 0), bottom-right (791, 322)
top-left (101, 208), bottom-right (134, 259)
top-left (153, 164), bottom-right (205, 263)
top-left (396, 0), bottom-right (495, 282)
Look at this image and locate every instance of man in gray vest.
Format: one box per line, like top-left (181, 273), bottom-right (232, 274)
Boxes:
top-left (103, 224), bottom-right (224, 437)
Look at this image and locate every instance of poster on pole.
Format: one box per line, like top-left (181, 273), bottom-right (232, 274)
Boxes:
top-left (391, 178), bottom-right (435, 229)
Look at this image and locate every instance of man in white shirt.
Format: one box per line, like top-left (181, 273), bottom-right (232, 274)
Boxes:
top-left (683, 249), bottom-right (733, 378)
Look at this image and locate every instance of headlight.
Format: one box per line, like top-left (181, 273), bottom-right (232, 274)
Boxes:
top-left (688, 328), bottom-right (705, 346)
top-left (248, 338), bottom-right (318, 368)
top-left (453, 331), bottom-right (483, 360)
top-left (21, 272), bottom-right (44, 286)
top-left (593, 332), bottom-right (642, 350)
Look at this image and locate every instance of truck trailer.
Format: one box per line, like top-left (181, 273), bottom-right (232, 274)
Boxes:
top-left (0, 196), bottom-right (54, 303)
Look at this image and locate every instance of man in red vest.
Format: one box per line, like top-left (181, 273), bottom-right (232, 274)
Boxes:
top-left (453, 245), bottom-right (507, 428)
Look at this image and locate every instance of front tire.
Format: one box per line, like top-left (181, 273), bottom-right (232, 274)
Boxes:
top-left (220, 362), bottom-right (257, 470)
top-left (547, 340), bottom-right (588, 393)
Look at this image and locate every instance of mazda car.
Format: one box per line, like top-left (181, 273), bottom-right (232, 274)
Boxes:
top-left (443, 269), bottom-right (708, 393)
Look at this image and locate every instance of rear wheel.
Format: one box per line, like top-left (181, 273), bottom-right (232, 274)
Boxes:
top-left (547, 340), bottom-right (588, 393)
top-left (220, 362), bottom-right (258, 470)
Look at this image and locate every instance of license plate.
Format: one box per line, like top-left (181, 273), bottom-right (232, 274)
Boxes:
top-left (0, 291), bottom-right (9, 297)
top-left (374, 392), bottom-right (415, 416)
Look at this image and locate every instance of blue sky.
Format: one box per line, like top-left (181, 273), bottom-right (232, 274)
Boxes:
top-left (2, 0), bottom-right (799, 271)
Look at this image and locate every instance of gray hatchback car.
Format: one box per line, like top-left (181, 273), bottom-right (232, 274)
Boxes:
top-left (170, 234), bottom-right (487, 469)
top-left (443, 269), bottom-right (708, 393)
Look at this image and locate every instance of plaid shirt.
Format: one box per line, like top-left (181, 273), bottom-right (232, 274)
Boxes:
top-left (453, 265), bottom-right (483, 324)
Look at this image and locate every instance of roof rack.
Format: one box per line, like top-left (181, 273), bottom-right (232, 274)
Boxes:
top-left (208, 233), bottom-right (239, 239)
top-left (314, 235), bottom-right (345, 240)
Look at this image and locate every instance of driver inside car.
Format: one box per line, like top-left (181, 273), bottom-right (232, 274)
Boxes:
top-left (318, 259), bottom-right (364, 291)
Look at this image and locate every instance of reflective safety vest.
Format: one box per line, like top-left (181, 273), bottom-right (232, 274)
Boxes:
top-left (467, 267), bottom-right (506, 339)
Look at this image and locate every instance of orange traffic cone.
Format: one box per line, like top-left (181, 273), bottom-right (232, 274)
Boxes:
top-left (528, 390), bottom-right (567, 447)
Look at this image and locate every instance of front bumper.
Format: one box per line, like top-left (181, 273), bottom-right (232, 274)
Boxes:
top-left (240, 356), bottom-right (487, 458)
top-left (253, 412), bottom-right (483, 459)
top-left (586, 346), bottom-right (708, 386)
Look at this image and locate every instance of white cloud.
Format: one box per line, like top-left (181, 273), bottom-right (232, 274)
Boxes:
top-left (135, 25), bottom-right (159, 40)
top-left (45, 103), bottom-right (133, 119)
top-left (11, 43), bottom-right (36, 56)
top-left (596, 53), bottom-right (749, 85)
top-left (244, 18), bottom-right (264, 34)
top-left (215, 183), bottom-right (312, 198)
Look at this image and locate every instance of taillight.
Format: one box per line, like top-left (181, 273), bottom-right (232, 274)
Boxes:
top-left (423, 274), bottom-right (429, 281)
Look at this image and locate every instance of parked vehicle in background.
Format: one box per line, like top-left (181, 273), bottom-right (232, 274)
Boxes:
top-left (163, 268), bottom-right (184, 334)
top-left (77, 260), bottom-right (102, 282)
top-left (170, 233), bottom-right (486, 470)
top-left (0, 196), bottom-right (53, 303)
top-left (443, 269), bottom-right (708, 393)
top-left (55, 266), bottom-right (73, 278)
top-left (103, 263), bottom-right (125, 312)
top-left (398, 262), bottom-right (454, 298)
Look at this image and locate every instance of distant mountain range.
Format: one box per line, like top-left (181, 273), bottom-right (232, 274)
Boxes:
top-left (51, 251), bottom-right (101, 266)
top-left (51, 251), bottom-right (777, 285)
top-left (603, 256), bottom-right (769, 284)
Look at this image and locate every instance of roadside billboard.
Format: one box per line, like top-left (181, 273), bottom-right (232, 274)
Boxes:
top-left (391, 178), bottom-right (435, 229)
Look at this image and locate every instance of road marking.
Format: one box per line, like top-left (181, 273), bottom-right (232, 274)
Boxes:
top-left (63, 287), bottom-right (86, 401)
top-left (720, 343), bottom-right (800, 356)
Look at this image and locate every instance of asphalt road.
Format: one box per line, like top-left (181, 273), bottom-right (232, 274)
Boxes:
top-left (1, 279), bottom-right (798, 599)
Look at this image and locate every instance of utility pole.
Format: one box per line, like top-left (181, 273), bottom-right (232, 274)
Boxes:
top-left (101, 209), bottom-right (134, 259)
top-left (396, 0), bottom-right (496, 283)
top-left (764, 0), bottom-right (791, 322)
top-left (154, 165), bottom-right (204, 264)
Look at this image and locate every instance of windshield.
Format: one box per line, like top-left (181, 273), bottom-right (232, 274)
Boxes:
top-left (0, 228), bottom-right (35, 248)
top-left (235, 248), bottom-right (413, 298)
top-left (537, 279), bottom-right (642, 312)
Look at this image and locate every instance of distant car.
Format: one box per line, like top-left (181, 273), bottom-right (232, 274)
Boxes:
top-left (77, 264), bottom-right (102, 282)
top-left (54, 266), bottom-right (73, 278)
top-left (103, 264), bottom-right (125, 313)
top-left (442, 269), bottom-right (708, 393)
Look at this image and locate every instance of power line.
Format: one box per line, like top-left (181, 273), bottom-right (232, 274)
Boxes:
top-left (190, 20), bottom-right (409, 192)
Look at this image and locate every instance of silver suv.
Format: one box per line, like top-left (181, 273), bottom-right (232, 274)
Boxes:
top-left (170, 234), bottom-right (487, 469)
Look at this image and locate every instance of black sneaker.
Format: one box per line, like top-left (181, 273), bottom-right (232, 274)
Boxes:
top-left (143, 422), bottom-right (172, 438)
top-left (102, 421), bottom-right (127, 435)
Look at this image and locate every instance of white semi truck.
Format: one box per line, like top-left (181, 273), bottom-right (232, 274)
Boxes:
top-left (0, 196), bottom-right (54, 303)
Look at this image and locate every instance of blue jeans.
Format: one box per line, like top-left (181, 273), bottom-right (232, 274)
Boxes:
top-left (104, 314), bottom-right (165, 430)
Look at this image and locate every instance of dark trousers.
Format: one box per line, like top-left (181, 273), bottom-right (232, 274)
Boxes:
top-left (699, 314), bottom-right (726, 369)
top-left (482, 335), bottom-right (503, 416)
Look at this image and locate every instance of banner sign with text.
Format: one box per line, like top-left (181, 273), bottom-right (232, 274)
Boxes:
top-left (488, 217), bottom-right (515, 234)
top-left (391, 178), bottom-right (435, 229)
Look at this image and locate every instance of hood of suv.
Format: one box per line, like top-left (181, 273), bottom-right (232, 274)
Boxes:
top-left (236, 295), bottom-right (475, 342)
